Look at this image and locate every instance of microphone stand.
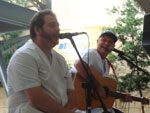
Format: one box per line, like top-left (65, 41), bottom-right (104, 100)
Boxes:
top-left (117, 53), bottom-right (150, 77)
top-left (69, 37), bottom-right (110, 113)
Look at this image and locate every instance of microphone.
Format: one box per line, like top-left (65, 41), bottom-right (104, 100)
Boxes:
top-left (58, 32), bottom-right (87, 39)
top-left (108, 46), bottom-right (125, 55)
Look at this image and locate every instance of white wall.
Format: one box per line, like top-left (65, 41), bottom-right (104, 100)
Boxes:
top-left (52, 0), bottom-right (124, 29)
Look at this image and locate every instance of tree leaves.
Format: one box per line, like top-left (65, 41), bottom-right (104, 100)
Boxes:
top-left (107, 0), bottom-right (150, 93)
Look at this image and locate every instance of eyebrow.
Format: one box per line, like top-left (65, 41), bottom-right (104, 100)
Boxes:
top-left (48, 21), bottom-right (59, 26)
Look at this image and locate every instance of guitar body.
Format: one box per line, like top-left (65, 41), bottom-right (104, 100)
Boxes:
top-left (74, 68), bottom-right (117, 110)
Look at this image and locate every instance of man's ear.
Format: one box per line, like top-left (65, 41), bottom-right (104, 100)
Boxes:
top-left (112, 42), bottom-right (115, 47)
top-left (34, 27), bottom-right (41, 35)
top-left (97, 38), bottom-right (100, 43)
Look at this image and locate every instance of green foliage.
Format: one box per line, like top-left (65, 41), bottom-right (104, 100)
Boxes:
top-left (107, 53), bottom-right (118, 63)
top-left (117, 73), bottom-right (150, 92)
top-left (107, 0), bottom-right (150, 93)
top-left (3, 52), bottom-right (14, 66)
top-left (0, 31), bottom-right (20, 39)
top-left (0, 31), bottom-right (22, 65)
top-left (67, 63), bottom-right (73, 70)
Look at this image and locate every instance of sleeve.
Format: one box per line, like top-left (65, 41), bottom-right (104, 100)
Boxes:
top-left (7, 53), bottom-right (41, 92)
top-left (82, 50), bottom-right (96, 67)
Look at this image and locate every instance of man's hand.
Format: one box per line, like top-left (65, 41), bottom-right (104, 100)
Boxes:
top-left (65, 90), bottom-right (77, 111)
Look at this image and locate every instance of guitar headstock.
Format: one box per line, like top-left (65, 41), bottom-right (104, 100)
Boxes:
top-left (141, 97), bottom-right (150, 105)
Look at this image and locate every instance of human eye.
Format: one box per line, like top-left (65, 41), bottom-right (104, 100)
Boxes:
top-left (48, 22), bottom-right (59, 27)
top-left (101, 38), bottom-right (106, 42)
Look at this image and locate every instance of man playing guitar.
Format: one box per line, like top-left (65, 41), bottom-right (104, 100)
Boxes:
top-left (74, 30), bottom-right (131, 113)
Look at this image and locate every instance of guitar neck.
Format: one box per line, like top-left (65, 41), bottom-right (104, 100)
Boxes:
top-left (109, 91), bottom-right (145, 103)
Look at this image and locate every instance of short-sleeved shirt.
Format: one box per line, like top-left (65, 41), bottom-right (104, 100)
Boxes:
top-left (7, 40), bottom-right (74, 113)
top-left (81, 49), bottom-right (110, 77)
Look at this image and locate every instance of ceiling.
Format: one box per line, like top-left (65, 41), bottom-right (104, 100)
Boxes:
top-left (0, 0), bottom-right (36, 34)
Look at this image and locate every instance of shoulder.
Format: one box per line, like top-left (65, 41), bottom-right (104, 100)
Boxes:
top-left (8, 40), bottom-right (41, 67)
top-left (81, 49), bottom-right (97, 56)
top-left (85, 49), bottom-right (99, 58)
top-left (52, 49), bottom-right (66, 63)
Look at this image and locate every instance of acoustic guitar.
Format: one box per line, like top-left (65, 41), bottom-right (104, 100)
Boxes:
top-left (73, 68), bottom-right (150, 110)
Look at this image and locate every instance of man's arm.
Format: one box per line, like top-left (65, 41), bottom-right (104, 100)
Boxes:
top-left (65, 90), bottom-right (77, 111)
top-left (25, 86), bottom-right (75, 113)
top-left (74, 60), bottom-right (91, 80)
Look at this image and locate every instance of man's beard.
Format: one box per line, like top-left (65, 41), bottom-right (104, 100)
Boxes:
top-left (40, 29), bottom-right (58, 46)
top-left (40, 29), bottom-right (52, 41)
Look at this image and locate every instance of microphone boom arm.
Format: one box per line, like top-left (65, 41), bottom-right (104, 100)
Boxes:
top-left (117, 54), bottom-right (150, 76)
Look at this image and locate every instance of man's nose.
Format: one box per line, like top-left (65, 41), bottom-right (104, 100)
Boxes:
top-left (104, 41), bottom-right (110, 45)
top-left (56, 24), bottom-right (60, 31)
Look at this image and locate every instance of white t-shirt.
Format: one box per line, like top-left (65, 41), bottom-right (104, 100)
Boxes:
top-left (81, 49), bottom-right (110, 77)
top-left (7, 40), bottom-right (74, 113)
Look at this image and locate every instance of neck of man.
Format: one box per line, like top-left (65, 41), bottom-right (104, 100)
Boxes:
top-left (33, 36), bottom-right (53, 55)
top-left (100, 54), bottom-right (106, 59)
top-left (97, 49), bottom-right (107, 59)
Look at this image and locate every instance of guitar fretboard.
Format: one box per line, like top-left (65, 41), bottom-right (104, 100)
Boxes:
top-left (109, 91), bottom-right (149, 104)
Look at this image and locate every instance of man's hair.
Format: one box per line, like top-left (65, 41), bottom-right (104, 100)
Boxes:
top-left (30, 9), bottom-right (55, 39)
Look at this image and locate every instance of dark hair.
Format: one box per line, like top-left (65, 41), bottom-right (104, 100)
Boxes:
top-left (99, 30), bottom-right (118, 42)
top-left (30, 9), bottom-right (55, 39)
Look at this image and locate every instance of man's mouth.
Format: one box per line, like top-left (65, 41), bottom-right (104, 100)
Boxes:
top-left (52, 34), bottom-right (59, 39)
top-left (102, 46), bottom-right (109, 50)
